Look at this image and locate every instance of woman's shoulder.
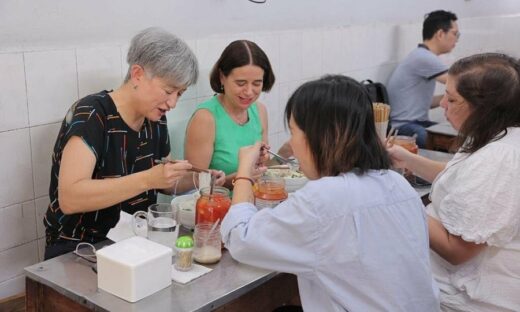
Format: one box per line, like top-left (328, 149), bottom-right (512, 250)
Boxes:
top-left (197, 95), bottom-right (220, 109)
top-left (75, 91), bottom-right (115, 114)
top-left (467, 128), bottom-right (520, 163)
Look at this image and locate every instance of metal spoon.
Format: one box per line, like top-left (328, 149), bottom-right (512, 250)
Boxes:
top-left (266, 150), bottom-right (297, 164)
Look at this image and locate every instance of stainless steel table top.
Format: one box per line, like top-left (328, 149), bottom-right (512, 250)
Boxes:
top-left (25, 246), bottom-right (276, 312)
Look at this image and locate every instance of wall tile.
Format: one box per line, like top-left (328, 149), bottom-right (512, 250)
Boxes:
top-left (0, 241), bottom-right (38, 282)
top-left (0, 128), bottom-right (33, 208)
top-left (395, 23), bottom-right (421, 60)
top-left (0, 53), bottom-right (28, 132)
top-left (278, 31), bottom-right (302, 83)
top-left (0, 275), bottom-right (25, 299)
top-left (37, 238), bottom-right (45, 262)
top-left (0, 201), bottom-right (36, 251)
top-left (77, 47), bottom-right (122, 98)
top-left (30, 122), bottom-right (61, 198)
top-left (260, 85), bottom-right (281, 135)
top-left (322, 28), bottom-right (345, 74)
top-left (35, 196), bottom-right (49, 239)
top-left (196, 37), bottom-right (229, 98)
top-left (120, 44), bottom-right (129, 81)
top-left (302, 30), bottom-right (323, 79)
top-left (182, 39), bottom-right (199, 101)
top-left (25, 49), bottom-right (78, 126)
top-left (346, 62), bottom-right (397, 84)
top-left (251, 33), bottom-right (280, 81)
top-left (167, 98), bottom-right (197, 159)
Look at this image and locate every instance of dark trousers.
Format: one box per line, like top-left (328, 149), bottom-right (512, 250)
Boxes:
top-left (44, 240), bottom-right (81, 260)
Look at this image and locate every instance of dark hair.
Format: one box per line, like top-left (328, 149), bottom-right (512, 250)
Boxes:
top-left (423, 10), bottom-right (458, 40)
top-left (209, 40), bottom-right (275, 93)
top-left (284, 75), bottom-right (391, 177)
top-left (449, 53), bottom-right (520, 154)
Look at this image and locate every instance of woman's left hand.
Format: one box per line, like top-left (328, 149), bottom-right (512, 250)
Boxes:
top-left (210, 170), bottom-right (226, 186)
top-left (237, 141), bottom-right (267, 178)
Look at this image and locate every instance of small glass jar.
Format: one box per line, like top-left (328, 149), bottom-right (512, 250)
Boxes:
top-left (254, 176), bottom-right (288, 209)
top-left (193, 223), bottom-right (222, 264)
top-left (393, 135), bottom-right (419, 182)
top-left (195, 186), bottom-right (231, 225)
top-left (174, 236), bottom-right (194, 271)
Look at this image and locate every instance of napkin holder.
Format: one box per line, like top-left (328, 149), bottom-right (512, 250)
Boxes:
top-left (96, 236), bottom-right (172, 302)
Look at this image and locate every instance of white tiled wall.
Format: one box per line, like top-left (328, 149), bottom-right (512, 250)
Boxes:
top-left (1, 15), bottom-right (519, 299)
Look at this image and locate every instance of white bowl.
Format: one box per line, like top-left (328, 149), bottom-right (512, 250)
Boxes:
top-left (171, 193), bottom-right (198, 230)
top-left (284, 177), bottom-right (308, 193)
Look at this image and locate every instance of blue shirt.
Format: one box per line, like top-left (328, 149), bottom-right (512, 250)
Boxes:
top-left (221, 170), bottom-right (439, 311)
top-left (387, 45), bottom-right (448, 127)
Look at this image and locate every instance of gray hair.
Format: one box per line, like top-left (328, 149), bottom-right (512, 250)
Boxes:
top-left (124, 27), bottom-right (198, 87)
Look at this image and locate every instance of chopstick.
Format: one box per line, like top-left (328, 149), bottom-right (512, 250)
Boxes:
top-left (154, 158), bottom-right (211, 173)
top-left (267, 165), bottom-right (291, 169)
top-left (386, 128), bottom-right (399, 146)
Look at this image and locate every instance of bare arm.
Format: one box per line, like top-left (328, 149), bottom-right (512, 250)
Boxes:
top-left (58, 136), bottom-right (191, 214)
top-left (184, 109), bottom-right (231, 187)
top-left (431, 94), bottom-right (443, 108)
top-left (257, 102), bottom-right (269, 144)
top-left (428, 216), bottom-right (487, 265)
top-left (387, 144), bottom-right (446, 182)
top-left (435, 72), bottom-right (447, 84)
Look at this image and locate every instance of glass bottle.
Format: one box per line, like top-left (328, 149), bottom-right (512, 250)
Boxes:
top-left (254, 176), bottom-right (288, 209)
top-left (174, 236), bottom-right (194, 271)
top-left (195, 186), bottom-right (232, 225)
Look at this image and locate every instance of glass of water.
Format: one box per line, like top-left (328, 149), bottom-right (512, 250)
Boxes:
top-left (132, 203), bottom-right (179, 252)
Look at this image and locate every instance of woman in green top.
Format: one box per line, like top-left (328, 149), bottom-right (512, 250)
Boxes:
top-left (185, 40), bottom-right (275, 188)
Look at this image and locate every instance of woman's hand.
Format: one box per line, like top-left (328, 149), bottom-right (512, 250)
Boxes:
top-left (209, 170), bottom-right (226, 186)
top-left (147, 160), bottom-right (192, 190)
top-left (237, 142), bottom-right (267, 178)
top-left (386, 144), bottom-right (412, 170)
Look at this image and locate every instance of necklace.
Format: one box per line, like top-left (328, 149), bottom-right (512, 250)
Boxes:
top-left (230, 113), bottom-right (248, 125)
top-left (218, 95), bottom-right (249, 125)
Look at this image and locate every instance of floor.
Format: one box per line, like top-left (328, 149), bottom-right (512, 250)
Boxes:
top-left (0, 294), bottom-right (25, 312)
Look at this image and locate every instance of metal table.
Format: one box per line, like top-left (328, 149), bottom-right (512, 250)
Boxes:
top-left (426, 122), bottom-right (458, 153)
top-left (25, 246), bottom-right (299, 312)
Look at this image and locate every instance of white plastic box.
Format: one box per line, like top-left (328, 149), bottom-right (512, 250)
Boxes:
top-left (96, 236), bottom-right (172, 302)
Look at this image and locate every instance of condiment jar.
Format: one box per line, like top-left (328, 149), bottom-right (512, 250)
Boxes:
top-left (254, 176), bottom-right (288, 209)
top-left (174, 236), bottom-right (194, 271)
top-left (195, 186), bottom-right (231, 225)
top-left (193, 223), bottom-right (222, 264)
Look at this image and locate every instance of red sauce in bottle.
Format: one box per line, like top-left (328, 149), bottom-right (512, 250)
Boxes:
top-left (254, 177), bottom-right (288, 209)
top-left (195, 186), bottom-right (232, 225)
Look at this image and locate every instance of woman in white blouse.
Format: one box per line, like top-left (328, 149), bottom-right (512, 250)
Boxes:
top-left (221, 75), bottom-right (439, 311)
top-left (388, 53), bottom-right (520, 311)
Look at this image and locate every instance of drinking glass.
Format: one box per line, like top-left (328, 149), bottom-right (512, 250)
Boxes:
top-left (132, 203), bottom-right (179, 251)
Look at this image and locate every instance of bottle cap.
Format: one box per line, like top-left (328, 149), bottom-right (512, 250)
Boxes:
top-left (175, 236), bottom-right (194, 248)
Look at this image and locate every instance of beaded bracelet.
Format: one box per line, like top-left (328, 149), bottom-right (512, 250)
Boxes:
top-left (232, 176), bottom-right (255, 186)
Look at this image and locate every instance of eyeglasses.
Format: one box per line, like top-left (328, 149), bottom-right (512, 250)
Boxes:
top-left (449, 30), bottom-right (461, 39)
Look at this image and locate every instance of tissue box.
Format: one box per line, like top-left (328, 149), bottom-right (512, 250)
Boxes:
top-left (96, 236), bottom-right (172, 302)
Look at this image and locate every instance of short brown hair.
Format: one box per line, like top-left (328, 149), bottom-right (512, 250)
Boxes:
top-left (449, 53), bottom-right (520, 153)
top-left (285, 75), bottom-right (391, 177)
top-left (209, 40), bottom-right (275, 93)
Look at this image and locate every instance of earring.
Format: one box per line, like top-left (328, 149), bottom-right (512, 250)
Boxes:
top-left (220, 85), bottom-right (224, 92)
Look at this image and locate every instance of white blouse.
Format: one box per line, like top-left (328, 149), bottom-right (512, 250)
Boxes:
top-left (427, 127), bottom-right (520, 312)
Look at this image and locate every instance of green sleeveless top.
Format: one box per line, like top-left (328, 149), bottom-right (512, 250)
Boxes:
top-left (195, 96), bottom-right (262, 175)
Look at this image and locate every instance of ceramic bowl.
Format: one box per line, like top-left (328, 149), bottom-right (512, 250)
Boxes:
top-left (171, 193), bottom-right (198, 230)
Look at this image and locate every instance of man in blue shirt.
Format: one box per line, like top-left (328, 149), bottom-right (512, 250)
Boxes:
top-left (387, 10), bottom-right (459, 147)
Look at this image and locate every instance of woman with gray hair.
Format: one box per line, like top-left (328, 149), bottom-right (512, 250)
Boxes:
top-left (44, 27), bottom-right (224, 259)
